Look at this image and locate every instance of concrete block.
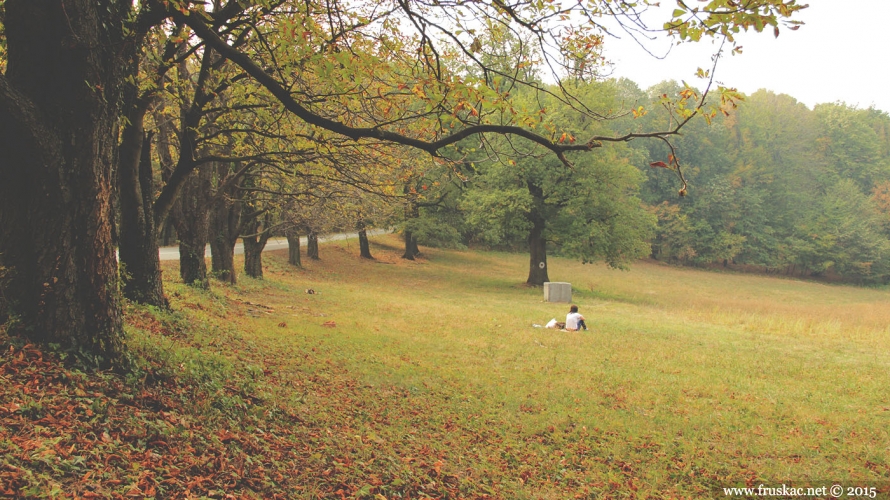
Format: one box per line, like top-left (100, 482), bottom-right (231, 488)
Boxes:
top-left (544, 282), bottom-right (572, 303)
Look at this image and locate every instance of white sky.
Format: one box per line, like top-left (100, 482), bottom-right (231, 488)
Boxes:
top-left (601, 1), bottom-right (890, 113)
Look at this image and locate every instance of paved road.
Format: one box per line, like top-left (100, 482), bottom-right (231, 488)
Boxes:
top-left (158, 230), bottom-right (386, 261)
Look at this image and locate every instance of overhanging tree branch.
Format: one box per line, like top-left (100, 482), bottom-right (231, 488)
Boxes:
top-left (174, 8), bottom-right (711, 170)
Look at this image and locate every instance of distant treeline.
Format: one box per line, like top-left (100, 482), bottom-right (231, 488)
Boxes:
top-left (633, 83), bottom-right (890, 285)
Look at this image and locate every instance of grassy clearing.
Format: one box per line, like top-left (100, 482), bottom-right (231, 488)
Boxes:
top-left (3, 234), bottom-right (890, 498)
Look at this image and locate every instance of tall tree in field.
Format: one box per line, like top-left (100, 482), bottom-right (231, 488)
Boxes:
top-left (0, 0), bottom-right (806, 365)
top-left (463, 80), bottom-right (655, 284)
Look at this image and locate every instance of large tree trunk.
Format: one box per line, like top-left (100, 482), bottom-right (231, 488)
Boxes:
top-left (402, 231), bottom-right (420, 260)
top-left (209, 233), bottom-right (237, 284)
top-left (409, 235), bottom-right (420, 257)
top-left (117, 33), bottom-right (180, 307)
top-left (171, 165), bottom-right (212, 288)
top-left (526, 226), bottom-right (550, 285)
top-left (286, 228), bottom-right (302, 267)
top-left (243, 237), bottom-right (265, 278)
top-left (525, 182), bottom-right (550, 286)
top-left (118, 126), bottom-right (167, 307)
top-left (0, 0), bottom-right (138, 366)
top-left (308, 231), bottom-right (320, 260)
top-left (526, 214), bottom-right (550, 286)
top-left (177, 232), bottom-right (209, 288)
top-left (209, 205), bottom-right (238, 284)
top-left (160, 220), bottom-right (176, 247)
top-left (401, 197), bottom-right (420, 260)
top-left (209, 163), bottom-right (242, 284)
top-left (357, 218), bottom-right (373, 259)
top-left (243, 215), bottom-right (272, 279)
top-left (359, 229), bottom-right (373, 259)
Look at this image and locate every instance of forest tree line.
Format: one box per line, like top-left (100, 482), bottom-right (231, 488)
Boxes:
top-left (637, 84), bottom-right (890, 284)
top-left (408, 79), bottom-right (890, 286)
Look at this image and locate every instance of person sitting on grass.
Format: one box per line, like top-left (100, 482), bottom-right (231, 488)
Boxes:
top-left (565, 304), bottom-right (588, 331)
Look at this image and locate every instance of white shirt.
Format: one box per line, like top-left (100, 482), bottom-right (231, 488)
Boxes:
top-left (565, 312), bottom-right (584, 330)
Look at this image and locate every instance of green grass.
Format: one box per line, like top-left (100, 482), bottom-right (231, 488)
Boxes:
top-left (4, 234), bottom-right (890, 498)
top-left (177, 235), bottom-right (890, 497)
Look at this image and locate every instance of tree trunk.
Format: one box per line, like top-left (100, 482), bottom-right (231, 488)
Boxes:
top-left (402, 231), bottom-right (420, 260)
top-left (209, 226), bottom-right (237, 284)
top-left (400, 193), bottom-right (422, 260)
top-left (0, 0), bottom-right (138, 366)
top-left (118, 127), bottom-right (167, 307)
top-left (359, 229), bottom-right (373, 259)
top-left (357, 218), bottom-right (374, 259)
top-left (243, 236), bottom-right (264, 278)
top-left (160, 219), bottom-right (176, 247)
top-left (0, 265), bottom-right (9, 326)
top-left (526, 215), bottom-right (550, 286)
top-left (402, 231), bottom-right (415, 260)
top-left (154, 42), bottom-right (224, 289)
top-left (243, 215), bottom-right (272, 279)
top-left (525, 182), bottom-right (550, 286)
top-left (286, 228), bottom-right (302, 267)
top-left (152, 103), bottom-right (178, 249)
top-left (410, 235), bottom-right (420, 257)
top-left (308, 231), bottom-right (320, 260)
top-left (171, 165), bottom-right (212, 288)
top-left (209, 163), bottom-right (242, 284)
top-left (178, 234), bottom-right (209, 288)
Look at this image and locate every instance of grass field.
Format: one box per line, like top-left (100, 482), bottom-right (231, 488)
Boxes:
top-left (3, 234), bottom-right (890, 498)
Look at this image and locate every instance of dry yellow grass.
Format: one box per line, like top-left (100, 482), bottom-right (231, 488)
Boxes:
top-left (154, 234), bottom-right (890, 497)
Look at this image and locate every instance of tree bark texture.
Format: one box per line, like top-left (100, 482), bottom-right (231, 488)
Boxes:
top-left (525, 182), bottom-right (550, 285)
top-left (243, 236), bottom-right (266, 278)
top-left (209, 203), bottom-right (239, 284)
top-left (209, 163), bottom-right (242, 284)
top-left (160, 220), bottom-right (176, 247)
top-left (171, 165), bottom-right (212, 288)
top-left (286, 228), bottom-right (302, 267)
top-left (243, 213), bottom-right (272, 279)
top-left (402, 231), bottom-right (420, 260)
top-left (308, 232), bottom-right (320, 260)
top-left (209, 231), bottom-right (237, 284)
top-left (526, 215), bottom-right (550, 285)
top-left (0, 0), bottom-right (138, 365)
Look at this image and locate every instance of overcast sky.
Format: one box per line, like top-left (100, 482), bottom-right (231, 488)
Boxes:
top-left (600, 1), bottom-right (889, 113)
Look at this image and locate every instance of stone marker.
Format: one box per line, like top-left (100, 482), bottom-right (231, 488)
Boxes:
top-left (544, 282), bottom-right (572, 303)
